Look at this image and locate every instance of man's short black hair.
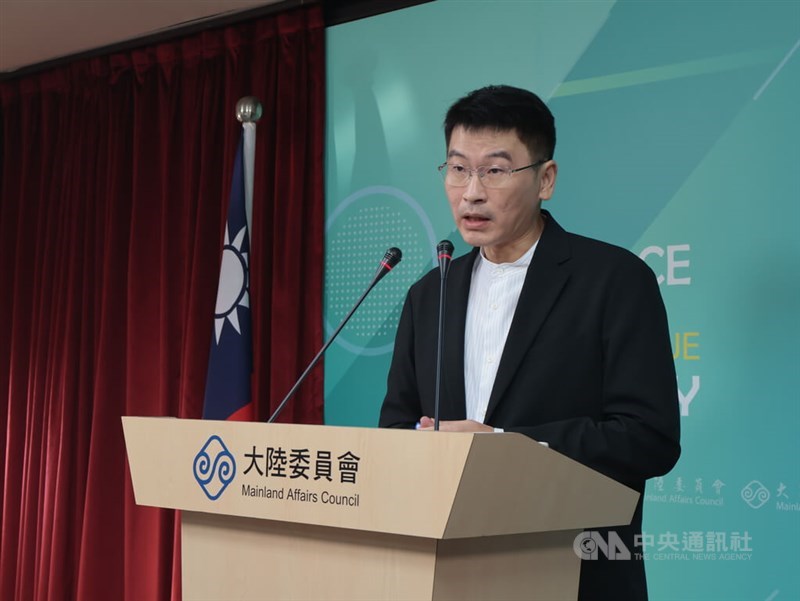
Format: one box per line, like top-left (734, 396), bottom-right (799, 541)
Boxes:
top-left (444, 85), bottom-right (556, 161)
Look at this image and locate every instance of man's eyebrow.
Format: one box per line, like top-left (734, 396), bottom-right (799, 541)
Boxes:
top-left (486, 150), bottom-right (513, 161)
top-left (446, 149), bottom-right (513, 161)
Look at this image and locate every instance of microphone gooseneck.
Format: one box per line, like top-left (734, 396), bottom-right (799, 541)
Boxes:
top-left (434, 240), bottom-right (454, 431)
top-left (267, 247), bottom-right (402, 423)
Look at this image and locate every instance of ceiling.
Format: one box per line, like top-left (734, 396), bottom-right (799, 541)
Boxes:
top-left (0, 0), bottom-right (284, 73)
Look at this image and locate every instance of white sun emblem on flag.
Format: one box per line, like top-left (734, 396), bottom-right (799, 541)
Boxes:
top-left (213, 225), bottom-right (249, 343)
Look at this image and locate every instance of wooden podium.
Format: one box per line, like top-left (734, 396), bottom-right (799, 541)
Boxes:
top-left (122, 417), bottom-right (638, 601)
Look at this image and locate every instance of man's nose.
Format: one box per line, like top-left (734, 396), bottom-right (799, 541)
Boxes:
top-left (462, 172), bottom-right (487, 203)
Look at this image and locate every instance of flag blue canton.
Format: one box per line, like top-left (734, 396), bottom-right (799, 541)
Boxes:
top-left (203, 134), bottom-right (253, 420)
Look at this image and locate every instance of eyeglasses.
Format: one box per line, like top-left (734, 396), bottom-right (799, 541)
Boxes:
top-left (437, 159), bottom-right (548, 189)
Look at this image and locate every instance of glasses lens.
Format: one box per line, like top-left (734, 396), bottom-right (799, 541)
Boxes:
top-left (441, 164), bottom-right (465, 186)
top-left (481, 167), bottom-right (510, 188)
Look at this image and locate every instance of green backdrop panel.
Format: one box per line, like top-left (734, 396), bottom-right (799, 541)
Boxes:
top-left (325, 2), bottom-right (799, 599)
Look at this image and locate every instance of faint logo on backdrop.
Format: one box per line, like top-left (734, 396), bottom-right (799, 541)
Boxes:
top-left (325, 185), bottom-right (437, 356)
top-left (193, 435), bottom-right (237, 501)
top-left (740, 480), bottom-right (770, 509)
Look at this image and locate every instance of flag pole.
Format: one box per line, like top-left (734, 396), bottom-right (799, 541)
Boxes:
top-left (235, 96), bottom-right (262, 235)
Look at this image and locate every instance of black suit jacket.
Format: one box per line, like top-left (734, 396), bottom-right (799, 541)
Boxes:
top-left (379, 211), bottom-right (681, 600)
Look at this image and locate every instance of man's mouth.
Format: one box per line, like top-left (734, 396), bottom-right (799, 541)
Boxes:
top-left (461, 214), bottom-right (490, 230)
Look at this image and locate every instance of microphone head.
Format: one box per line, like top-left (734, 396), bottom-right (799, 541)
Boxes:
top-left (373, 247), bottom-right (402, 285)
top-left (437, 240), bottom-right (454, 258)
top-left (384, 247), bottom-right (403, 268)
top-left (437, 240), bottom-right (454, 278)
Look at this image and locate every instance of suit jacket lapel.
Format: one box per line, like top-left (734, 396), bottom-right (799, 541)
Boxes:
top-left (484, 212), bottom-right (572, 423)
top-left (441, 248), bottom-right (478, 420)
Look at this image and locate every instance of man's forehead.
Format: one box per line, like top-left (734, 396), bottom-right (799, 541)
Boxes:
top-left (450, 124), bottom-right (522, 141)
top-left (447, 126), bottom-right (526, 159)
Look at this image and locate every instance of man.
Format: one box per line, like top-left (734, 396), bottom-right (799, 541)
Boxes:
top-left (379, 85), bottom-right (681, 600)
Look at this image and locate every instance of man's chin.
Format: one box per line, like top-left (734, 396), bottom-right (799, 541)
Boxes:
top-left (457, 228), bottom-right (490, 249)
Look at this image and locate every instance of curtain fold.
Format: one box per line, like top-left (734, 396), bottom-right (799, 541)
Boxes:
top-left (0, 5), bottom-right (325, 600)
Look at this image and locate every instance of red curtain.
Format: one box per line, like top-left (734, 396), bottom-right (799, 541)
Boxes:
top-left (0, 5), bottom-right (325, 600)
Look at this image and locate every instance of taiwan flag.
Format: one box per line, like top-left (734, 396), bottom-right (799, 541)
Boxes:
top-left (202, 131), bottom-right (255, 421)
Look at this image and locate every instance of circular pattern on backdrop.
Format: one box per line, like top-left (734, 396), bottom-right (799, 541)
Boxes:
top-left (326, 186), bottom-right (437, 356)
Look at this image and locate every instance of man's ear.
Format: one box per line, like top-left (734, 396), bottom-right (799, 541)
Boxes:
top-left (539, 160), bottom-right (558, 201)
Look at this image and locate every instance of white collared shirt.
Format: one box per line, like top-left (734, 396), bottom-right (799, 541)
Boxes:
top-left (464, 241), bottom-right (538, 424)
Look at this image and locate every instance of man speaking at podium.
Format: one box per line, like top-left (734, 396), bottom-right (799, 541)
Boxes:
top-left (379, 85), bottom-right (681, 600)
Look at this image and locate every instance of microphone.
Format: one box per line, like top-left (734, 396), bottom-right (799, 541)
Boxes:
top-left (434, 240), bottom-right (454, 431)
top-left (267, 247), bottom-right (402, 423)
top-left (437, 240), bottom-right (454, 278)
top-left (374, 246), bottom-right (403, 285)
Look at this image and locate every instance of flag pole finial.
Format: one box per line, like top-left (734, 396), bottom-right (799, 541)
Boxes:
top-left (236, 96), bottom-right (262, 123)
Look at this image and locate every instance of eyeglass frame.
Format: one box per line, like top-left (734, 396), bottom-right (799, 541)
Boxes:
top-left (437, 159), bottom-right (549, 188)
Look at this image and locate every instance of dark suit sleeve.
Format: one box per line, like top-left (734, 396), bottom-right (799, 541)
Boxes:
top-left (506, 258), bottom-right (681, 488)
top-left (378, 291), bottom-right (422, 429)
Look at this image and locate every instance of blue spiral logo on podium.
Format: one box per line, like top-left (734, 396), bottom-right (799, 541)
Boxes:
top-left (193, 435), bottom-right (236, 501)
